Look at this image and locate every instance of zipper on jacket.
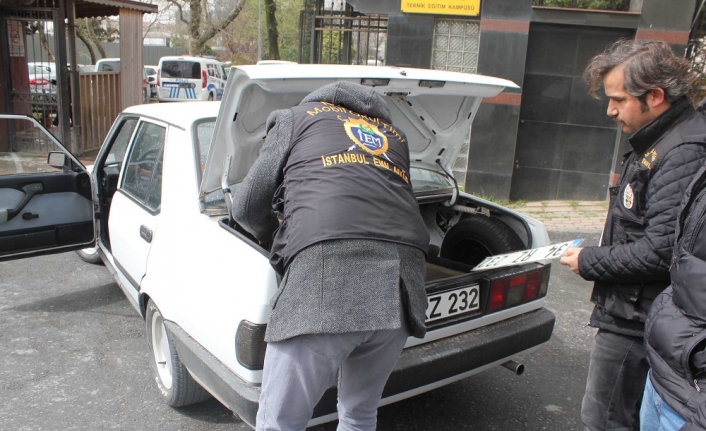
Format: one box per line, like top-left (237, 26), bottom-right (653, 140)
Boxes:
top-left (695, 379), bottom-right (702, 393)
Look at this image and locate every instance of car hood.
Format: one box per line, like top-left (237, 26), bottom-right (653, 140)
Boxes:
top-left (200, 64), bottom-right (518, 197)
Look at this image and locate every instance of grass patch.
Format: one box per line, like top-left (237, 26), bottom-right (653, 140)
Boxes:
top-left (476, 194), bottom-right (527, 209)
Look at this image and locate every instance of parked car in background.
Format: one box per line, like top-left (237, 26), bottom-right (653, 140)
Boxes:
top-left (0, 64), bottom-right (555, 428)
top-left (157, 56), bottom-right (226, 102)
top-left (95, 58), bottom-right (121, 72)
top-left (27, 62), bottom-right (56, 94)
top-left (144, 65), bottom-right (158, 98)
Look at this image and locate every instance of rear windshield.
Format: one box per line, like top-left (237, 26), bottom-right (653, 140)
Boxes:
top-left (161, 61), bottom-right (201, 79)
top-left (97, 61), bottom-right (120, 72)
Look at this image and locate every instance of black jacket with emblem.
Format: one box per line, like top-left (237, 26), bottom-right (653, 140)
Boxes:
top-left (578, 97), bottom-right (706, 337)
top-left (268, 98), bottom-right (428, 275)
top-left (232, 81), bottom-right (430, 342)
top-left (645, 165), bottom-right (706, 431)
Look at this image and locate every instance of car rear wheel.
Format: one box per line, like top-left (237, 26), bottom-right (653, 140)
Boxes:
top-left (76, 247), bottom-right (102, 264)
top-left (440, 215), bottom-right (525, 267)
top-left (146, 299), bottom-right (210, 407)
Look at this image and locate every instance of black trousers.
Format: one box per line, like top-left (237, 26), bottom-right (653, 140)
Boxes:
top-left (582, 329), bottom-right (650, 431)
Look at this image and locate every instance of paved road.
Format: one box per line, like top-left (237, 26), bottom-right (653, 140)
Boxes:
top-left (0, 231), bottom-right (598, 431)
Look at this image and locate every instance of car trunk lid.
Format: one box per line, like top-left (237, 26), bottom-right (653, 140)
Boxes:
top-left (200, 64), bottom-right (518, 198)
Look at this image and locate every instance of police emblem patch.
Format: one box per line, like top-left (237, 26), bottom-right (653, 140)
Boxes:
top-left (623, 184), bottom-right (634, 209)
top-left (343, 117), bottom-right (388, 156)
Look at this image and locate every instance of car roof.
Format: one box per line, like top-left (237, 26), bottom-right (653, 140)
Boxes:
top-left (159, 56), bottom-right (220, 63)
top-left (123, 102), bottom-right (220, 129)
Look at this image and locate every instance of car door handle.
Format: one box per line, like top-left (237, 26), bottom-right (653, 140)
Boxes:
top-left (1, 183), bottom-right (44, 223)
top-left (139, 225), bottom-right (153, 243)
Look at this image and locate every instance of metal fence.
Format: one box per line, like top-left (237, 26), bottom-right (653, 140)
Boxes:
top-left (299, 1), bottom-right (387, 65)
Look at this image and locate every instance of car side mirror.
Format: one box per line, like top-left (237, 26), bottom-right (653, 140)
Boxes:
top-left (47, 151), bottom-right (66, 169)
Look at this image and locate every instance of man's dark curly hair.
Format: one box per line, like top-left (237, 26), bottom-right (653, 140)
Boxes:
top-left (584, 39), bottom-right (695, 105)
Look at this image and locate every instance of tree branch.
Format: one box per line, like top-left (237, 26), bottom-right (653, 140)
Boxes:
top-left (166, 0), bottom-right (188, 25)
top-left (76, 23), bottom-right (96, 65)
top-left (197, 0), bottom-right (247, 45)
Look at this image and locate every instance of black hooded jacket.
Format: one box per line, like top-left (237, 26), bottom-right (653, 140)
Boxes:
top-left (578, 98), bottom-right (706, 337)
top-left (645, 165), bottom-right (706, 431)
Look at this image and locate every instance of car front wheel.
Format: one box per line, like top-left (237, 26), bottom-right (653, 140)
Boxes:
top-left (145, 299), bottom-right (210, 407)
top-left (76, 247), bottom-right (102, 264)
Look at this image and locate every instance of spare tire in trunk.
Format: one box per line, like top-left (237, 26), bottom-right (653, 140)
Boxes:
top-left (440, 215), bottom-right (524, 267)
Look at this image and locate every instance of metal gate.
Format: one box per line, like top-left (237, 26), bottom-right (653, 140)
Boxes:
top-left (299, 0), bottom-right (388, 65)
top-left (688, 0), bottom-right (706, 104)
top-left (1, 1), bottom-right (70, 153)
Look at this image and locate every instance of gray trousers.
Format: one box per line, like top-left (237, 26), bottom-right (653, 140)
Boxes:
top-left (255, 327), bottom-right (409, 431)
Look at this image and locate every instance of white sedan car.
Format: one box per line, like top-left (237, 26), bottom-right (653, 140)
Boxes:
top-left (0, 64), bottom-right (555, 428)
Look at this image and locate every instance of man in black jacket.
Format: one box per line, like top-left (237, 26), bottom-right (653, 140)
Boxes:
top-left (560, 39), bottom-right (706, 431)
top-left (232, 81), bottom-right (429, 431)
top-left (642, 165), bottom-right (706, 431)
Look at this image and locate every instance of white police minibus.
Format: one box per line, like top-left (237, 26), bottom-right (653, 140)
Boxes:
top-left (157, 56), bottom-right (227, 102)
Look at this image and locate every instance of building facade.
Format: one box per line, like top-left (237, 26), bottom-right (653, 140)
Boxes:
top-left (348, 0), bottom-right (697, 201)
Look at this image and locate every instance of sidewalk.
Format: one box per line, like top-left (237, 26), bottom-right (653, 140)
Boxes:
top-left (513, 200), bottom-right (609, 232)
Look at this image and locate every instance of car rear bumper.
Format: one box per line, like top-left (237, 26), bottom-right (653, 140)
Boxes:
top-left (167, 307), bottom-right (555, 428)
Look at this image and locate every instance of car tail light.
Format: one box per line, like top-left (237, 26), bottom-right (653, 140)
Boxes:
top-left (236, 320), bottom-right (267, 370)
top-left (523, 270), bottom-right (543, 302)
top-left (30, 78), bottom-right (48, 85)
top-left (488, 279), bottom-right (508, 312)
top-left (485, 265), bottom-right (550, 314)
top-left (157, 69), bottom-right (161, 86)
top-left (202, 70), bottom-right (207, 88)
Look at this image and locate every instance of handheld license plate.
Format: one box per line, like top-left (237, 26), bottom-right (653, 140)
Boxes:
top-left (472, 238), bottom-right (585, 272)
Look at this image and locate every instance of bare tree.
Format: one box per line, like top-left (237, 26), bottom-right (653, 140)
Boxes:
top-left (27, 21), bottom-right (56, 63)
top-left (264, 0), bottom-right (279, 60)
top-left (168, 0), bottom-right (248, 55)
top-left (142, 0), bottom-right (174, 42)
top-left (76, 26), bottom-right (97, 65)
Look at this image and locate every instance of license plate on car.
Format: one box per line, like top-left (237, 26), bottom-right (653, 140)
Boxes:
top-left (426, 284), bottom-right (480, 323)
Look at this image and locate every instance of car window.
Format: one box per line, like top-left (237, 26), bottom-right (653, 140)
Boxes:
top-left (106, 118), bottom-right (138, 166)
top-left (410, 167), bottom-right (454, 192)
top-left (194, 120), bottom-right (226, 211)
top-left (0, 118), bottom-right (64, 175)
top-left (121, 121), bottom-right (166, 211)
top-left (161, 61), bottom-right (200, 79)
top-left (145, 67), bottom-right (156, 75)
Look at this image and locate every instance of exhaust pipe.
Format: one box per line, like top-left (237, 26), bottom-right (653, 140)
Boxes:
top-left (501, 360), bottom-right (525, 375)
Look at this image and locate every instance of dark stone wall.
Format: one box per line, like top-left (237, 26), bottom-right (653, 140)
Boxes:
top-left (466, 103), bottom-right (522, 199)
top-left (386, 15), bottom-right (435, 68)
top-left (510, 24), bottom-right (633, 201)
top-left (463, 0), bottom-right (532, 201)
